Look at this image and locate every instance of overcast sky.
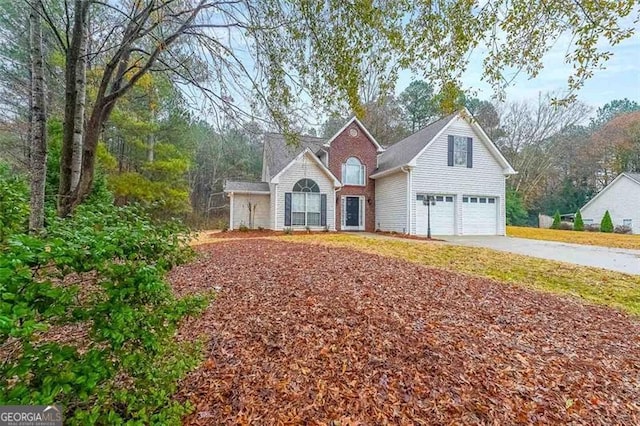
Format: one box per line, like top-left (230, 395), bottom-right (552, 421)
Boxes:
top-left (396, 21), bottom-right (640, 111)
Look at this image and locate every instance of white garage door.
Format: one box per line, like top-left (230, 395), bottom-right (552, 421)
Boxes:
top-left (461, 196), bottom-right (497, 235)
top-left (416, 195), bottom-right (455, 235)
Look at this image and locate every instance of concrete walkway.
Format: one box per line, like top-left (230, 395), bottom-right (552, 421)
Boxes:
top-left (443, 236), bottom-right (640, 275)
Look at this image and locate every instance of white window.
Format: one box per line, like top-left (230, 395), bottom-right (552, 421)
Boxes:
top-left (453, 136), bottom-right (467, 166)
top-left (342, 157), bottom-right (365, 186)
top-left (624, 219), bottom-right (633, 227)
top-left (290, 179), bottom-right (322, 227)
top-left (584, 219), bottom-right (594, 224)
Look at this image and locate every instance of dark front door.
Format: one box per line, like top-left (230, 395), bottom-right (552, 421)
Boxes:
top-left (345, 197), bottom-right (360, 227)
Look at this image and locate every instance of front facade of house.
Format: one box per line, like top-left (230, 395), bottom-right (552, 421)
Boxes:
top-left (225, 109), bottom-right (516, 235)
top-left (580, 172), bottom-right (640, 234)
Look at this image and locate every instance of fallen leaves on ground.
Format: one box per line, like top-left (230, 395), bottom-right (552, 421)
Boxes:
top-left (508, 226), bottom-right (640, 250)
top-left (278, 233), bottom-right (640, 315)
top-left (170, 239), bottom-right (640, 425)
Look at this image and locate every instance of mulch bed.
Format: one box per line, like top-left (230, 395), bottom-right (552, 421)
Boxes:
top-left (170, 239), bottom-right (640, 425)
top-left (203, 230), bottom-right (335, 239)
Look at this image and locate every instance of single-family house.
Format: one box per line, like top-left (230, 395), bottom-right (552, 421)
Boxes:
top-left (224, 108), bottom-right (517, 236)
top-left (580, 172), bottom-right (640, 233)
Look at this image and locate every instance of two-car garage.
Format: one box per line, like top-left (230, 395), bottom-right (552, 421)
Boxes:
top-left (415, 194), bottom-right (498, 236)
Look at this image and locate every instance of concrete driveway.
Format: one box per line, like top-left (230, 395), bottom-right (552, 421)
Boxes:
top-left (443, 236), bottom-right (640, 275)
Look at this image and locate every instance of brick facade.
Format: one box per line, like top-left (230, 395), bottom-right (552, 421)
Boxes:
top-left (327, 122), bottom-right (378, 231)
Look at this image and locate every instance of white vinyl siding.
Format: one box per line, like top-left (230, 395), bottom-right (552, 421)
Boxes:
top-left (375, 170), bottom-right (408, 233)
top-left (581, 175), bottom-right (640, 234)
top-left (231, 193), bottom-right (270, 229)
top-left (274, 152), bottom-right (336, 230)
top-left (410, 116), bottom-right (506, 235)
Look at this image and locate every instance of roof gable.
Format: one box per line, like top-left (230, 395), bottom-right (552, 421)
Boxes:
top-left (324, 117), bottom-right (384, 152)
top-left (263, 133), bottom-right (325, 181)
top-left (372, 109), bottom-right (516, 177)
top-left (271, 148), bottom-right (341, 187)
top-left (581, 172), bottom-right (640, 211)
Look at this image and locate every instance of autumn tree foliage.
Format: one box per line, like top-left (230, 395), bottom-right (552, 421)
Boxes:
top-left (587, 111), bottom-right (640, 188)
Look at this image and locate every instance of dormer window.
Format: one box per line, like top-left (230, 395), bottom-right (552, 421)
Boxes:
top-left (342, 157), bottom-right (365, 186)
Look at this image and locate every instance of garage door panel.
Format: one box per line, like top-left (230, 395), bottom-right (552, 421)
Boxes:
top-left (462, 196), bottom-right (497, 235)
top-left (416, 195), bottom-right (455, 235)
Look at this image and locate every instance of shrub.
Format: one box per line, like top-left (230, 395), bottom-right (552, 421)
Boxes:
top-left (0, 164), bottom-right (29, 244)
top-left (238, 224), bottom-right (249, 232)
top-left (283, 227), bottom-right (293, 235)
top-left (506, 189), bottom-right (528, 226)
top-left (216, 218), bottom-right (229, 232)
top-left (0, 194), bottom-right (208, 424)
top-left (551, 211), bottom-right (561, 229)
top-left (559, 222), bottom-right (573, 230)
top-left (601, 210), bottom-right (614, 233)
top-left (573, 210), bottom-right (584, 231)
top-left (585, 224), bottom-right (600, 232)
top-left (614, 225), bottom-right (632, 234)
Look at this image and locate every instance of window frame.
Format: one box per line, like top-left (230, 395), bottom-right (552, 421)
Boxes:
top-left (342, 157), bottom-right (366, 186)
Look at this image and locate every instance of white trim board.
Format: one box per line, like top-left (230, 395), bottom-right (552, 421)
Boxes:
top-left (341, 195), bottom-right (365, 231)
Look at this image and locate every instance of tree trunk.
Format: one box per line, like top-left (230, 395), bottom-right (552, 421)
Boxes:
top-left (147, 133), bottom-right (155, 163)
top-left (28, 0), bottom-right (47, 233)
top-left (71, 19), bottom-right (87, 191)
top-left (58, 0), bottom-right (88, 217)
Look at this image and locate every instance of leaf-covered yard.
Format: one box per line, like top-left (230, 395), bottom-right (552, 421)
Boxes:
top-left (507, 226), bottom-right (640, 250)
top-left (171, 239), bottom-right (640, 424)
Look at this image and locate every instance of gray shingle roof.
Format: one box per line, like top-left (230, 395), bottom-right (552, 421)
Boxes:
top-left (263, 133), bottom-right (326, 180)
top-left (623, 172), bottom-right (640, 184)
top-left (375, 113), bottom-right (458, 174)
top-left (223, 181), bottom-right (270, 193)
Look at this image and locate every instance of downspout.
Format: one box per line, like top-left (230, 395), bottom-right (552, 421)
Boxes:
top-left (401, 166), bottom-right (412, 234)
top-left (229, 192), bottom-right (234, 230)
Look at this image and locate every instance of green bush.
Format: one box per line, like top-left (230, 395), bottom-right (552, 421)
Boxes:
top-left (0, 163), bottom-right (29, 244)
top-left (573, 210), bottom-right (584, 231)
top-left (0, 191), bottom-right (208, 423)
top-left (506, 189), bottom-right (528, 226)
top-left (601, 210), bottom-right (614, 233)
top-left (551, 211), bottom-right (561, 229)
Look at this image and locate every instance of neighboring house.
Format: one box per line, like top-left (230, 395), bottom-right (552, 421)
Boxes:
top-left (224, 109), bottom-right (517, 235)
top-left (580, 172), bottom-right (640, 233)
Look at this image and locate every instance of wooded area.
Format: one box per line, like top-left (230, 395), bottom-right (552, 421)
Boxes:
top-left (0, 0), bottom-right (638, 422)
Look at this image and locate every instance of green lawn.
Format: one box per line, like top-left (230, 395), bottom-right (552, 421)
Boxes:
top-left (279, 233), bottom-right (640, 316)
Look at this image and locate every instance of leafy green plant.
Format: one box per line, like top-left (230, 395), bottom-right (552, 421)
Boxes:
top-left (0, 188), bottom-right (208, 424)
top-left (573, 210), bottom-right (584, 231)
top-left (0, 163), bottom-right (29, 244)
top-left (506, 189), bottom-right (528, 226)
top-left (283, 227), bottom-right (293, 235)
top-left (551, 211), bottom-right (561, 229)
top-left (601, 210), bottom-right (614, 233)
top-left (238, 224), bottom-right (249, 232)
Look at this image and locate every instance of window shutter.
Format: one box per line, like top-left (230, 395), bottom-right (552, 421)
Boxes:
top-left (447, 135), bottom-right (454, 166)
top-left (466, 137), bottom-right (473, 168)
top-left (320, 194), bottom-right (327, 227)
top-left (284, 192), bottom-right (292, 226)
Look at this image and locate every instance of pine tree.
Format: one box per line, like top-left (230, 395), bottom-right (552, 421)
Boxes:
top-left (573, 210), bottom-right (584, 231)
top-left (551, 211), bottom-right (561, 229)
top-left (601, 210), bottom-right (614, 233)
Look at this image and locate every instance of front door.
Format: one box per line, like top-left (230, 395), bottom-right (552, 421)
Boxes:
top-left (345, 196), bottom-right (360, 227)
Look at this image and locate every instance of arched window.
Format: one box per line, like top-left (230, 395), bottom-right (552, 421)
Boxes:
top-left (293, 178), bottom-right (320, 193)
top-left (290, 179), bottom-right (322, 226)
top-left (342, 157), bottom-right (365, 185)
